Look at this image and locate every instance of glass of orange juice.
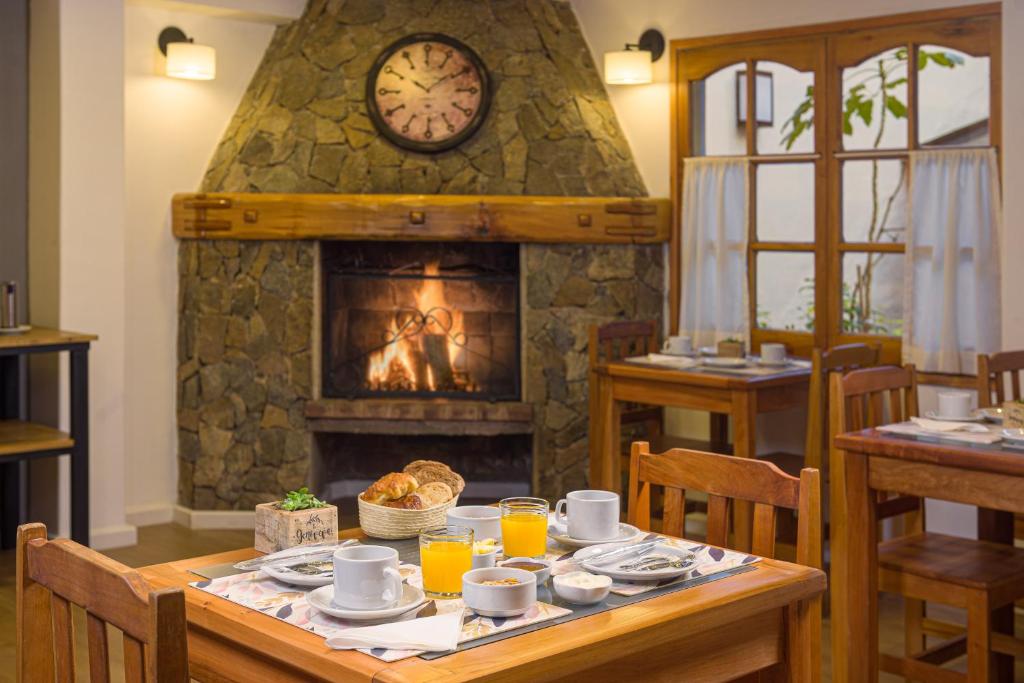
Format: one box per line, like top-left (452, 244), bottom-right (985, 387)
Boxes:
top-left (419, 526), bottom-right (473, 599)
top-left (499, 497), bottom-right (549, 558)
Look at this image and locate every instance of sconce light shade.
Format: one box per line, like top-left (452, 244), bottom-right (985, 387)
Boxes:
top-left (604, 49), bottom-right (653, 85)
top-left (166, 41), bottom-right (216, 80)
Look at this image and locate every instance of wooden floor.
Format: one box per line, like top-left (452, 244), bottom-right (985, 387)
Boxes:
top-left (0, 523), bottom-right (1019, 682)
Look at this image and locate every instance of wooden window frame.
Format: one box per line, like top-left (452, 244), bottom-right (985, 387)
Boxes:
top-left (669, 4), bottom-right (1002, 364)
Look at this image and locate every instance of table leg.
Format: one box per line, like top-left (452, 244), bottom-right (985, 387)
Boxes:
top-left (69, 349), bottom-right (89, 546)
top-left (709, 413), bottom-right (729, 453)
top-left (786, 595), bottom-right (822, 682)
top-left (589, 374), bottom-right (621, 495)
top-left (977, 508), bottom-right (1015, 682)
top-left (730, 390), bottom-right (756, 552)
top-left (1, 355), bottom-right (23, 549)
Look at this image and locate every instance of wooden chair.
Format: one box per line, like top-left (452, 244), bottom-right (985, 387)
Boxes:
top-left (977, 350), bottom-right (1024, 408)
top-left (16, 523), bottom-right (189, 682)
top-left (627, 441), bottom-right (822, 680)
top-left (831, 365), bottom-right (1024, 682)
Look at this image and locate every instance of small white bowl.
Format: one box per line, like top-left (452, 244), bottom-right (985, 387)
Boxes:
top-left (447, 506), bottom-right (502, 542)
top-left (553, 571), bottom-right (612, 605)
top-left (472, 548), bottom-right (497, 569)
top-left (497, 556), bottom-right (552, 584)
top-left (462, 567), bottom-right (536, 617)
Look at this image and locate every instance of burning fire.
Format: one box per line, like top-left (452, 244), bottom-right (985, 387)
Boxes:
top-left (366, 262), bottom-right (471, 392)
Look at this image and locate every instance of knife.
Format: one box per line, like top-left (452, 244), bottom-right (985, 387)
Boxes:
top-left (582, 540), bottom-right (660, 567)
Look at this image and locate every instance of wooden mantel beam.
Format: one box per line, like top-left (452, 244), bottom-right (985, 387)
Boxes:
top-left (171, 192), bottom-right (670, 244)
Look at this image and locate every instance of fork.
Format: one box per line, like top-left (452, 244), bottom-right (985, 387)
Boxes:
top-left (619, 555), bottom-right (672, 570)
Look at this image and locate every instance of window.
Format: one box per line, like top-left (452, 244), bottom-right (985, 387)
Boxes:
top-left (671, 8), bottom-right (1000, 362)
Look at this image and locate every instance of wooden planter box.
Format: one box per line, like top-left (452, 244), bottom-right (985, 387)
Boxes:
top-left (717, 340), bottom-right (746, 358)
top-left (1004, 401), bottom-right (1024, 429)
top-left (254, 502), bottom-right (339, 554)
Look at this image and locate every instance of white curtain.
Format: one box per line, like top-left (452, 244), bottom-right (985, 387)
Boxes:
top-left (903, 148), bottom-right (1002, 374)
top-left (678, 157), bottom-right (749, 348)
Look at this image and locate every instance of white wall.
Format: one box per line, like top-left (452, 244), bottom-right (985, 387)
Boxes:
top-left (122, 5), bottom-right (275, 526)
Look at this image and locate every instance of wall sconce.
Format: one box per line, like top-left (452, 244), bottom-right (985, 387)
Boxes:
top-left (603, 29), bottom-right (664, 85)
top-left (159, 26), bottom-right (216, 81)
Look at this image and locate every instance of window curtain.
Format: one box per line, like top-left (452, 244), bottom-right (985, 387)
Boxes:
top-left (903, 148), bottom-right (1002, 374)
top-left (678, 157), bottom-right (749, 348)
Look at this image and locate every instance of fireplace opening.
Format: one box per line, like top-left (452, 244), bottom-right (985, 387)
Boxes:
top-left (322, 242), bottom-right (520, 400)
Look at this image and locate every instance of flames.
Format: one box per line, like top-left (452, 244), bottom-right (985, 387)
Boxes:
top-left (366, 262), bottom-right (470, 392)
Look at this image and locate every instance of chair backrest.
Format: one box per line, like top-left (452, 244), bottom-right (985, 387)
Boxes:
top-left (829, 365), bottom-right (921, 522)
top-left (16, 523), bottom-right (188, 683)
top-left (588, 320), bottom-right (659, 367)
top-left (803, 343), bottom-right (881, 471)
top-left (977, 350), bottom-right (1024, 407)
top-left (627, 442), bottom-right (821, 568)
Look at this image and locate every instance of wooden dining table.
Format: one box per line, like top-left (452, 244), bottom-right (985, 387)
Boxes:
top-left (589, 359), bottom-right (811, 550)
top-left (138, 526), bottom-right (825, 682)
top-left (830, 428), bottom-right (1024, 682)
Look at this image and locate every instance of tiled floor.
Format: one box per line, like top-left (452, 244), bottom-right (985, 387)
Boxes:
top-left (0, 524), bottom-right (1019, 681)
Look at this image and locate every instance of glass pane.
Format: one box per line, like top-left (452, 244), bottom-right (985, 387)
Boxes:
top-left (918, 45), bottom-right (990, 146)
top-left (755, 62), bottom-right (814, 154)
top-left (756, 252), bottom-right (815, 331)
top-left (756, 163), bottom-right (814, 241)
top-left (690, 62), bottom-right (746, 156)
top-left (842, 159), bottom-right (907, 243)
top-left (841, 47), bottom-right (908, 150)
top-left (841, 253), bottom-right (904, 336)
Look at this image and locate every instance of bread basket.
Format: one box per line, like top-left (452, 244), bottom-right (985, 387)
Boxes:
top-left (358, 494), bottom-right (461, 540)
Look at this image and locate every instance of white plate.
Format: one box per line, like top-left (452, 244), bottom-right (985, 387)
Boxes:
top-left (698, 346), bottom-right (717, 356)
top-left (924, 410), bottom-right (985, 423)
top-left (307, 583), bottom-right (426, 621)
top-left (701, 357), bottom-right (747, 369)
top-left (0, 325), bottom-right (30, 335)
top-left (261, 563), bottom-right (333, 587)
top-left (979, 407), bottom-right (1004, 423)
top-left (1002, 428), bottom-right (1024, 444)
top-left (548, 523), bottom-right (644, 548)
top-left (757, 358), bottom-right (790, 368)
top-left (581, 543), bottom-right (697, 582)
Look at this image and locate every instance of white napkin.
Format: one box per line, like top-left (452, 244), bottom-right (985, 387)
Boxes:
top-left (910, 417), bottom-right (990, 433)
top-left (324, 608), bottom-right (463, 652)
top-left (879, 420), bottom-right (1002, 445)
top-left (625, 353), bottom-right (699, 369)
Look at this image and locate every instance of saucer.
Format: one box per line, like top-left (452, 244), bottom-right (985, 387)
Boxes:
top-left (924, 410), bottom-right (985, 423)
top-left (261, 563), bottom-right (333, 587)
top-left (0, 325), bottom-right (30, 335)
top-left (978, 407), bottom-right (1004, 423)
top-left (581, 543), bottom-right (697, 582)
top-left (308, 583), bottom-right (426, 621)
top-left (1002, 428), bottom-right (1024, 444)
top-left (757, 358), bottom-right (790, 368)
top-left (548, 523), bottom-right (644, 548)
top-left (701, 357), bottom-right (747, 369)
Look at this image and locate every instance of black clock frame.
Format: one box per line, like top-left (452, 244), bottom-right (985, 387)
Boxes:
top-left (365, 33), bottom-right (492, 154)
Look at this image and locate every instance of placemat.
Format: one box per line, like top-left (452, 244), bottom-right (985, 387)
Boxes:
top-left (624, 354), bottom-right (810, 377)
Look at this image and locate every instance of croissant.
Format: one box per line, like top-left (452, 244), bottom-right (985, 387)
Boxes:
top-left (361, 472), bottom-right (419, 505)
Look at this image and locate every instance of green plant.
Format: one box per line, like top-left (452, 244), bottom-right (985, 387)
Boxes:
top-left (278, 487), bottom-right (328, 511)
top-left (780, 47), bottom-right (962, 335)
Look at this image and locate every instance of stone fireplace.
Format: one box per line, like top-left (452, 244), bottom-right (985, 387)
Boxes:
top-left (175, 0), bottom-right (666, 513)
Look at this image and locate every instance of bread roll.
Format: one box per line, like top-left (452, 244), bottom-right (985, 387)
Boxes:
top-left (361, 472), bottom-right (419, 505)
top-left (403, 461), bottom-right (465, 496)
top-left (383, 494), bottom-right (425, 510)
top-left (415, 481), bottom-right (453, 508)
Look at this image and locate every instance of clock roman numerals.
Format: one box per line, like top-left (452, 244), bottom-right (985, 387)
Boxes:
top-left (451, 102), bottom-right (473, 117)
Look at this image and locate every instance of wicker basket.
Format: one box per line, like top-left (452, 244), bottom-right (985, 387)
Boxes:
top-left (358, 495), bottom-right (461, 540)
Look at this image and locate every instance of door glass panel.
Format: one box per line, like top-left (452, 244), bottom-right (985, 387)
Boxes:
top-left (756, 252), bottom-right (815, 331)
top-left (690, 62), bottom-right (746, 156)
top-left (756, 61), bottom-right (814, 155)
top-left (756, 163), bottom-right (814, 241)
top-left (841, 253), bottom-right (904, 335)
top-left (918, 45), bottom-right (990, 146)
top-left (841, 159), bottom-right (907, 243)
top-left (841, 47), bottom-right (909, 150)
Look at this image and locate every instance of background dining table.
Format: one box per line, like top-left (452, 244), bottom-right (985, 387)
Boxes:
top-left (139, 526), bottom-right (825, 682)
top-left (588, 359), bottom-right (810, 551)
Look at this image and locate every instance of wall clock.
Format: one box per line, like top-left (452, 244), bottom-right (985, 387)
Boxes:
top-left (365, 33), bottom-right (491, 153)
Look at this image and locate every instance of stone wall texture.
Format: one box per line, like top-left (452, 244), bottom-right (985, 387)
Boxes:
top-left (179, 0), bottom-right (662, 508)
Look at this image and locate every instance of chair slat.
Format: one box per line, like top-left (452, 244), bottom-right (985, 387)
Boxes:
top-left (662, 487), bottom-right (686, 538)
top-left (751, 502), bottom-right (777, 559)
top-left (87, 612), bottom-right (111, 683)
top-left (123, 636), bottom-right (145, 683)
top-left (51, 594), bottom-right (75, 682)
top-left (16, 525), bottom-right (55, 683)
top-left (706, 494), bottom-right (730, 548)
top-left (1012, 371), bottom-right (1021, 401)
top-left (888, 389), bottom-right (903, 423)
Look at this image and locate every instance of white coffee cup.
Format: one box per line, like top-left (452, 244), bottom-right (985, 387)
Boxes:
top-left (332, 544), bottom-right (403, 610)
top-left (761, 343), bottom-right (787, 363)
top-left (937, 391), bottom-right (972, 419)
top-left (662, 335), bottom-right (693, 356)
top-left (447, 505), bottom-right (502, 542)
top-left (554, 490), bottom-right (620, 541)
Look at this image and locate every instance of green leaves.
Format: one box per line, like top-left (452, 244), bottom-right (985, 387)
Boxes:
top-left (278, 487), bottom-right (328, 511)
top-left (919, 49), bottom-right (964, 70)
top-left (779, 84), bottom-right (815, 150)
top-left (885, 95), bottom-right (907, 119)
top-left (842, 85), bottom-right (874, 135)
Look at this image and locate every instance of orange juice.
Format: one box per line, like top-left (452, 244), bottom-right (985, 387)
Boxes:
top-left (420, 540), bottom-right (472, 597)
top-left (500, 513), bottom-right (547, 557)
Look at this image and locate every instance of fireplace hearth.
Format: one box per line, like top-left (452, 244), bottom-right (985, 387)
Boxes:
top-left (322, 242), bottom-right (520, 401)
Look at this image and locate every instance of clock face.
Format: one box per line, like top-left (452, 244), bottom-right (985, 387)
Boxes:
top-left (366, 34), bottom-right (491, 153)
